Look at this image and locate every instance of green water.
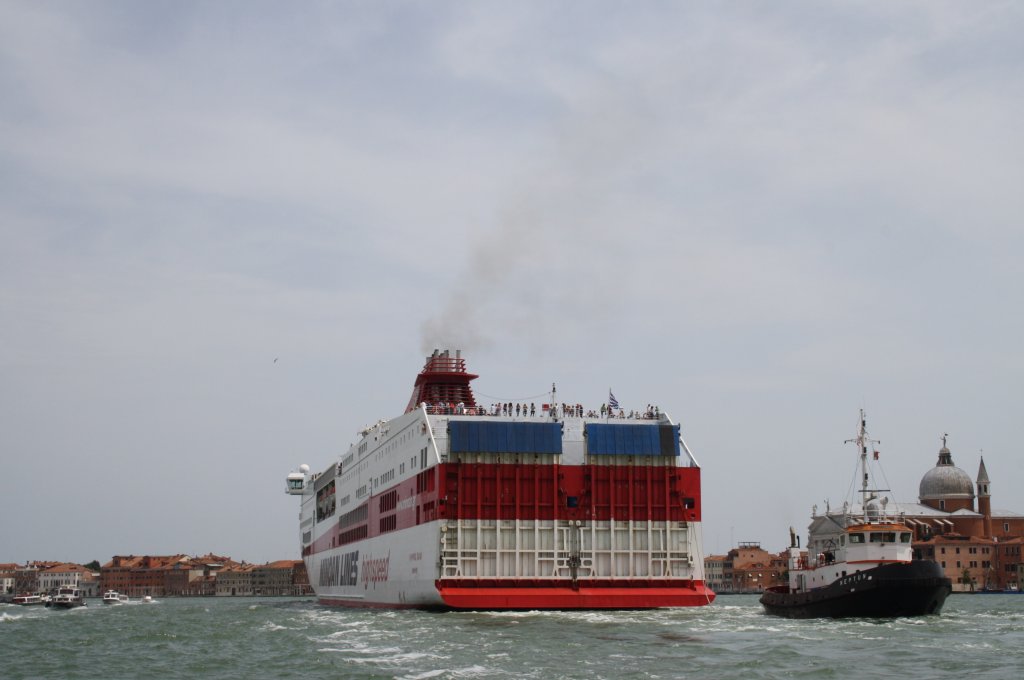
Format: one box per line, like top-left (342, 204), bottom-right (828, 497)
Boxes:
top-left (2, 595), bottom-right (1022, 679)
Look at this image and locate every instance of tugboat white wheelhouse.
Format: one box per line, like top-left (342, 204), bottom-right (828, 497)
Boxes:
top-left (286, 350), bottom-right (714, 610)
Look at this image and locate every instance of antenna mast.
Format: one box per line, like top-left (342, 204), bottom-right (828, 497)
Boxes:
top-left (844, 409), bottom-right (880, 508)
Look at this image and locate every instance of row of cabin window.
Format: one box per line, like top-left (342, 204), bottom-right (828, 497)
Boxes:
top-left (369, 446), bottom-right (431, 492)
top-left (846, 532), bottom-right (913, 544)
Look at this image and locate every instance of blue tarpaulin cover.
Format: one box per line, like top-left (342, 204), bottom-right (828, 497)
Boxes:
top-left (449, 421), bottom-right (563, 454)
top-left (584, 423), bottom-right (680, 456)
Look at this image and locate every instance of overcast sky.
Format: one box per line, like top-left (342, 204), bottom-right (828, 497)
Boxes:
top-left (2, 1), bottom-right (1022, 565)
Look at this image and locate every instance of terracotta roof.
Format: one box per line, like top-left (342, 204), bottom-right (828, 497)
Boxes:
top-left (916, 534), bottom-right (996, 545)
top-left (104, 555), bottom-right (145, 569)
top-left (41, 563), bottom-right (88, 573)
top-left (221, 564), bottom-right (256, 573)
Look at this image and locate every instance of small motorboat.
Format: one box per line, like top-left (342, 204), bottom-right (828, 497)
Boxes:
top-left (102, 590), bottom-right (130, 605)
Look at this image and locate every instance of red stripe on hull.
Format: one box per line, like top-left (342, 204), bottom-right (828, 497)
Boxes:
top-left (436, 582), bottom-right (716, 609)
top-left (438, 462), bottom-right (702, 523)
top-left (308, 462), bottom-right (702, 557)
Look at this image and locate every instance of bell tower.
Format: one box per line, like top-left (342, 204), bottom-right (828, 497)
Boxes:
top-left (977, 456), bottom-right (992, 537)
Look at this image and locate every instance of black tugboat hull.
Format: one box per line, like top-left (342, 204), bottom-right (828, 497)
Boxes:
top-left (760, 560), bottom-right (952, 619)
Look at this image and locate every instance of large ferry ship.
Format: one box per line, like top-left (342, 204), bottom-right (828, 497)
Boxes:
top-left (285, 350), bottom-right (714, 609)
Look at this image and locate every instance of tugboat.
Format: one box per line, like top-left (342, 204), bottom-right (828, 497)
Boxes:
top-left (760, 411), bottom-right (952, 618)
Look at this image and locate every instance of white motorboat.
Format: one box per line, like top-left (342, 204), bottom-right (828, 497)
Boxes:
top-left (12, 594), bottom-right (45, 606)
top-left (102, 590), bottom-right (130, 605)
top-left (49, 586), bottom-right (85, 609)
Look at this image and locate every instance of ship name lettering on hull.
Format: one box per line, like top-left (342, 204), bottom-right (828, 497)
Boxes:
top-left (320, 550), bottom-right (359, 587)
top-left (361, 553), bottom-right (390, 588)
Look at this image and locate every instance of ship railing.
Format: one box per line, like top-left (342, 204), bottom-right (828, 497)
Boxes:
top-left (424, 404), bottom-right (487, 416)
top-left (423, 403), bottom-right (675, 422)
top-left (421, 356), bottom-right (467, 374)
top-left (849, 508), bottom-right (908, 527)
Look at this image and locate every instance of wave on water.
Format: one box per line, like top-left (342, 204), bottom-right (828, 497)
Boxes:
top-left (396, 665), bottom-right (495, 679)
top-left (340, 651), bottom-right (440, 664)
top-left (399, 670), bottom-right (449, 680)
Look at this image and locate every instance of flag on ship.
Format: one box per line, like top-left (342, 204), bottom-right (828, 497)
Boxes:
top-left (608, 390), bottom-right (619, 410)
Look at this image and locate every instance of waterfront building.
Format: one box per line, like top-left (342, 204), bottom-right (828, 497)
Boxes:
top-left (101, 554), bottom-right (239, 597)
top-left (163, 557), bottom-right (193, 596)
top-left (101, 555), bottom-right (186, 597)
top-left (213, 561), bottom-right (310, 596)
top-left (38, 563), bottom-right (96, 594)
top-left (292, 559), bottom-right (311, 595)
top-left (705, 543), bottom-right (790, 593)
top-left (0, 563), bottom-right (17, 595)
top-left (731, 542), bottom-right (787, 593)
top-left (215, 564), bottom-right (255, 597)
top-left (8, 554), bottom-right (318, 598)
top-left (908, 441), bottom-right (1024, 591)
top-left (94, 554), bottom-right (310, 597)
top-left (14, 563), bottom-right (50, 594)
top-left (996, 537), bottom-right (1023, 590)
top-left (704, 555), bottom-right (728, 593)
top-left (915, 535), bottom-right (995, 591)
top-left (252, 560), bottom-right (298, 596)
top-left (165, 554), bottom-right (235, 596)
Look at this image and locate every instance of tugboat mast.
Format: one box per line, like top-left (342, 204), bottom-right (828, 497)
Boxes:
top-left (845, 409), bottom-right (880, 510)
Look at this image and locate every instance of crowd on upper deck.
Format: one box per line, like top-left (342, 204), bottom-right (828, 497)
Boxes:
top-left (422, 401), bottom-right (662, 420)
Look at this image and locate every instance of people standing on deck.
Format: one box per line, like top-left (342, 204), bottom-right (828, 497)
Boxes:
top-left (439, 399), bottom-right (662, 420)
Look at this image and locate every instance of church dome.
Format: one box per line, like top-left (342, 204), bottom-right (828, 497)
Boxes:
top-left (919, 444), bottom-right (975, 501)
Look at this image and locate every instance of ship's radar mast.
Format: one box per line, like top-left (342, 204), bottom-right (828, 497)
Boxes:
top-left (845, 409), bottom-right (881, 510)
